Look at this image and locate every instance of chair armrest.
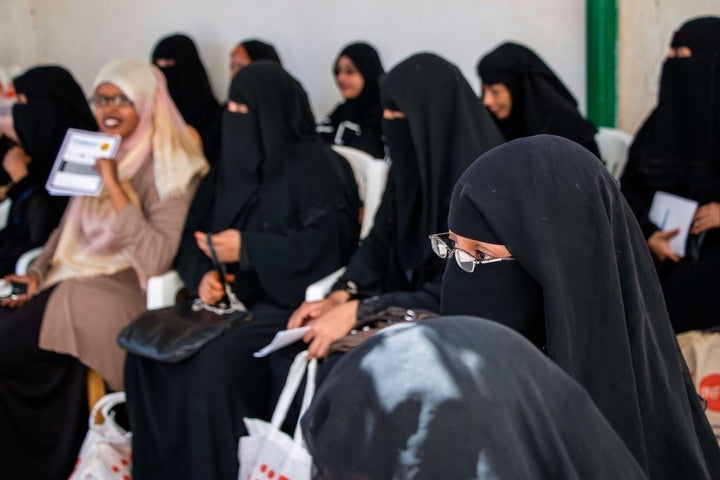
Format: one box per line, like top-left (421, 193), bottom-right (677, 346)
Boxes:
top-left (146, 270), bottom-right (184, 310)
top-left (305, 267), bottom-right (346, 302)
top-left (15, 247), bottom-right (44, 275)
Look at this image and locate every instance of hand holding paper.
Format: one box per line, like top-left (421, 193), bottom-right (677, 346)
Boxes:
top-left (648, 191), bottom-right (698, 258)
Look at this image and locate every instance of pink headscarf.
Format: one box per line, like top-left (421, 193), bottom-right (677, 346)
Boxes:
top-left (43, 60), bottom-right (208, 287)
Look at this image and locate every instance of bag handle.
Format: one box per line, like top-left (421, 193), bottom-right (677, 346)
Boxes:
top-left (203, 232), bottom-right (246, 312)
top-left (88, 391), bottom-right (127, 429)
top-left (270, 350), bottom-right (317, 439)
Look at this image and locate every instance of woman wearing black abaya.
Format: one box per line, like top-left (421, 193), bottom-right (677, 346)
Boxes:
top-left (152, 33), bottom-right (220, 157)
top-left (230, 38), bottom-right (282, 76)
top-left (288, 53), bottom-right (503, 359)
top-left (317, 42), bottom-right (385, 158)
top-left (621, 17), bottom-right (720, 333)
top-left (438, 135), bottom-right (720, 479)
top-left (477, 42), bottom-right (599, 155)
top-left (303, 317), bottom-right (648, 479)
top-left (124, 62), bottom-right (360, 480)
top-left (0, 66), bottom-right (97, 275)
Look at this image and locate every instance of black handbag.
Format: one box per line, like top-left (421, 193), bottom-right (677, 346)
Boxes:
top-left (117, 233), bottom-right (252, 363)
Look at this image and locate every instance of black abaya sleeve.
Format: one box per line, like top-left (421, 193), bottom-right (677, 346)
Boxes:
top-left (6, 176), bottom-right (58, 247)
top-left (620, 118), bottom-right (659, 239)
top-left (241, 205), bottom-right (359, 310)
top-left (175, 170), bottom-right (216, 291)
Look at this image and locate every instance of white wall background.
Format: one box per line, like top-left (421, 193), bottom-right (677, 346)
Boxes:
top-left (0, 0), bottom-right (587, 119)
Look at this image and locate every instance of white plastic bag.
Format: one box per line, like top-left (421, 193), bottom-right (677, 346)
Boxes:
top-left (68, 391), bottom-right (132, 479)
top-left (678, 330), bottom-right (720, 443)
top-left (238, 350), bottom-right (317, 480)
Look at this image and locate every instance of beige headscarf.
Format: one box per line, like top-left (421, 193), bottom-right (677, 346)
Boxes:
top-left (42, 60), bottom-right (209, 288)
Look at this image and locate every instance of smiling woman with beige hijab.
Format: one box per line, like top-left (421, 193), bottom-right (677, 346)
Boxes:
top-left (0, 59), bottom-right (208, 480)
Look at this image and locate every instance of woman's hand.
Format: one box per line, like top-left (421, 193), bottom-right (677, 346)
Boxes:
top-left (194, 230), bottom-right (241, 263)
top-left (647, 229), bottom-right (681, 263)
top-left (286, 290), bottom-right (351, 330)
top-left (94, 158), bottom-right (120, 187)
top-left (0, 271), bottom-right (40, 309)
top-left (691, 202), bottom-right (720, 235)
top-left (197, 270), bottom-right (236, 305)
top-left (302, 299), bottom-right (359, 359)
top-left (3, 146), bottom-right (30, 183)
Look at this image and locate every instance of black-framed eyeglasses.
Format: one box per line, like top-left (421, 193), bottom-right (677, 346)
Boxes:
top-left (429, 232), bottom-right (515, 273)
top-left (89, 94), bottom-right (133, 108)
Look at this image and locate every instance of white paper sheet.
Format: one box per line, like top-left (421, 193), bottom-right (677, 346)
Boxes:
top-left (253, 327), bottom-right (310, 358)
top-left (648, 191), bottom-right (698, 258)
top-left (45, 128), bottom-right (121, 196)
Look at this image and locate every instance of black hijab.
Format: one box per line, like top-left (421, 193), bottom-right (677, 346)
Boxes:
top-left (151, 34), bottom-right (219, 139)
top-left (302, 317), bottom-right (648, 479)
top-left (378, 53), bottom-right (504, 271)
top-left (241, 39), bottom-right (282, 64)
top-left (12, 66), bottom-right (97, 184)
top-left (444, 135), bottom-right (720, 479)
top-left (477, 42), bottom-right (598, 155)
top-left (621, 16), bottom-right (720, 230)
top-left (327, 43), bottom-right (384, 128)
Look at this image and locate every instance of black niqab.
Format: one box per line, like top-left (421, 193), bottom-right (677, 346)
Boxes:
top-left (379, 53), bottom-right (504, 271)
top-left (241, 39), bottom-right (282, 64)
top-left (151, 34), bottom-right (220, 140)
top-left (446, 134), bottom-right (720, 479)
top-left (302, 317), bottom-right (648, 479)
top-left (621, 17), bottom-right (720, 234)
top-left (477, 42), bottom-right (599, 155)
top-left (12, 66), bottom-right (97, 184)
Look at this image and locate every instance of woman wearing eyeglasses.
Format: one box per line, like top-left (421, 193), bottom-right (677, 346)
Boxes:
top-left (316, 42), bottom-right (385, 158)
top-left (0, 60), bottom-right (208, 479)
top-left (0, 66), bottom-right (97, 276)
top-left (436, 134), bottom-right (720, 479)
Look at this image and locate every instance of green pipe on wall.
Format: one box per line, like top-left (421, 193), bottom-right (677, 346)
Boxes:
top-left (586, 0), bottom-right (617, 127)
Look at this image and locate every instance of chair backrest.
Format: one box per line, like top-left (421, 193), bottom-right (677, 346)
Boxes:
top-left (331, 145), bottom-right (389, 239)
top-left (595, 127), bottom-right (633, 180)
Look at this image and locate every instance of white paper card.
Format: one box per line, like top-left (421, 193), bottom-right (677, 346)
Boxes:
top-left (45, 129), bottom-right (121, 197)
top-left (648, 191), bottom-right (698, 258)
top-left (253, 327), bottom-right (310, 358)
top-left (0, 198), bottom-right (10, 230)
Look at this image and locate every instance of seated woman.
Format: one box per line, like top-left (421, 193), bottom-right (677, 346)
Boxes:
top-left (476, 42), bottom-right (599, 155)
top-left (124, 62), bottom-right (360, 480)
top-left (0, 66), bottom-right (97, 276)
top-left (621, 16), bottom-right (720, 333)
top-left (317, 42), bottom-right (385, 158)
top-left (288, 53), bottom-right (503, 360)
top-left (303, 317), bottom-right (648, 479)
top-left (437, 134), bottom-right (720, 478)
top-left (0, 59), bottom-right (208, 479)
top-left (152, 33), bottom-right (220, 158)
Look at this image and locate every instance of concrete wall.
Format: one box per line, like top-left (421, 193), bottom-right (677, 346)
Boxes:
top-left (0, 0), bottom-right (586, 118)
top-left (618, 0), bottom-right (720, 134)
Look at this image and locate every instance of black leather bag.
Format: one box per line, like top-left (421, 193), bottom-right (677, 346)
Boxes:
top-left (117, 233), bottom-right (252, 363)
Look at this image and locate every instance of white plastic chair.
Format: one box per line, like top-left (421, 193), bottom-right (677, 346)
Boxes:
top-left (595, 127), bottom-right (633, 179)
top-left (331, 145), bottom-right (388, 240)
top-left (303, 147), bottom-right (389, 302)
top-left (15, 247), bottom-right (43, 275)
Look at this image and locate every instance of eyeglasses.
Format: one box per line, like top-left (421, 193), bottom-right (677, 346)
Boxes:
top-left (429, 232), bottom-right (515, 273)
top-left (89, 94), bottom-right (133, 108)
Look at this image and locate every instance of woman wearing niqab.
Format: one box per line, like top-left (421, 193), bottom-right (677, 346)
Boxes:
top-left (288, 52), bottom-right (504, 360)
top-left (317, 42), bottom-right (385, 158)
top-left (303, 317), bottom-right (649, 479)
top-left (0, 66), bottom-right (97, 275)
top-left (152, 33), bottom-right (220, 156)
top-left (124, 62), bottom-right (360, 480)
top-left (620, 16), bottom-right (720, 333)
top-left (441, 134), bottom-right (720, 479)
top-left (477, 42), bottom-right (599, 156)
